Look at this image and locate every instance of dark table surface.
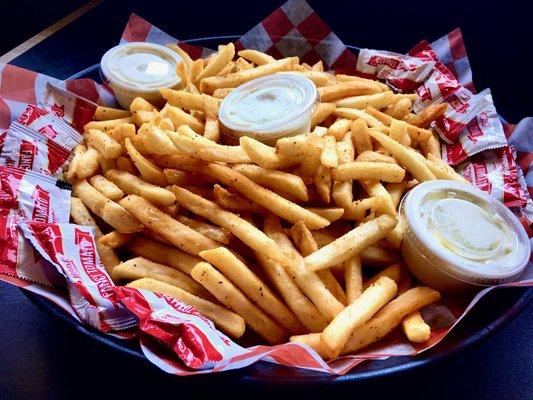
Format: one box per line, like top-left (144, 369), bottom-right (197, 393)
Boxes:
top-left (0, 1), bottom-right (532, 399)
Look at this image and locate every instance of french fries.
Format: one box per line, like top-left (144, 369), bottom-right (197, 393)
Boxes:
top-left (402, 311), bottom-right (431, 342)
top-left (105, 169), bottom-right (175, 206)
top-left (88, 174), bottom-right (124, 200)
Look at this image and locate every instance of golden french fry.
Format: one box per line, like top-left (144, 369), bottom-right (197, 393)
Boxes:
top-left (88, 174), bottom-right (124, 201)
top-left (127, 236), bottom-right (202, 275)
top-left (69, 197), bottom-right (119, 273)
top-left (304, 215), bottom-right (397, 271)
top-left (355, 151), bottom-right (397, 164)
top-left (98, 230), bottom-right (133, 248)
top-left (212, 88), bottom-right (233, 99)
top-left (332, 162), bottom-right (405, 182)
top-left (336, 108), bottom-right (383, 128)
top-left (94, 106), bottom-right (131, 121)
top-left (314, 165), bottom-right (332, 203)
top-left (320, 276), bottom-right (398, 358)
top-left (343, 196), bottom-right (386, 221)
top-left (200, 247), bottom-right (304, 334)
top-left (175, 61), bottom-right (189, 88)
top-left (311, 103), bottom-right (336, 129)
top-left (361, 181), bottom-right (396, 217)
top-left (385, 97), bottom-right (413, 119)
top-left (72, 180), bottom-right (143, 233)
top-left (298, 134), bottom-right (323, 177)
top-left (408, 103), bottom-right (447, 128)
top-left (389, 119), bottom-right (411, 147)
top-left (365, 106), bottom-right (432, 142)
top-left (76, 147), bottom-right (100, 179)
top-left (194, 163), bottom-right (330, 230)
top-left (333, 92), bottom-right (403, 109)
top-left (363, 263), bottom-right (402, 290)
top-left (326, 118), bottom-right (351, 140)
top-left (196, 43), bottom-right (236, 81)
top-left (116, 156), bottom-right (137, 175)
top-left (98, 154), bottom-right (117, 174)
top-left (105, 169), bottom-right (175, 206)
top-left (368, 130), bottom-right (437, 182)
top-left (171, 185), bottom-right (286, 264)
top-left (128, 277), bottom-right (244, 338)
top-left (239, 136), bottom-right (301, 169)
top-left (286, 71), bottom-right (331, 87)
top-left (124, 138), bottom-right (167, 185)
top-left (320, 136), bottom-right (338, 168)
top-left (191, 262), bottom-right (287, 344)
top-left (212, 184), bottom-right (264, 213)
top-left (141, 125), bottom-right (177, 155)
top-left (305, 207), bottom-right (344, 223)
top-left (420, 132), bottom-right (441, 159)
top-left (402, 311), bottom-right (431, 342)
top-left (290, 220), bottom-right (347, 305)
top-left (344, 255), bottom-right (363, 303)
top-left (166, 44), bottom-right (193, 69)
top-left (119, 195), bottom-right (218, 255)
top-left (232, 164), bottom-right (309, 202)
top-left (176, 215), bottom-right (232, 244)
top-left (350, 119), bottom-right (373, 155)
top-left (200, 57), bottom-right (297, 94)
top-left (190, 58), bottom-right (205, 82)
top-left (264, 214), bottom-right (344, 321)
top-left (65, 144), bottom-right (85, 181)
top-left (166, 105), bottom-right (204, 133)
top-left (360, 246), bottom-right (400, 267)
top-left (130, 97), bottom-right (156, 113)
top-left (84, 117), bottom-right (133, 132)
top-left (237, 49), bottom-right (276, 65)
top-left (318, 81), bottom-right (381, 102)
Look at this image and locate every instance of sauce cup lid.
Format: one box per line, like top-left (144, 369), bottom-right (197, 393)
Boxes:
top-left (400, 180), bottom-right (530, 286)
top-left (218, 73), bottom-right (318, 140)
top-left (101, 42), bottom-right (182, 92)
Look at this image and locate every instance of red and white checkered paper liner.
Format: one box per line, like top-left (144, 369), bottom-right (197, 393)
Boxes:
top-left (0, 0), bottom-right (531, 376)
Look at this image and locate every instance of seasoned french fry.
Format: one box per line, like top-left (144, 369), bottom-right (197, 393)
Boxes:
top-left (363, 264), bottom-right (402, 290)
top-left (75, 147), bottom-right (100, 179)
top-left (318, 81), bottom-right (381, 102)
top-left (290, 220), bottom-right (347, 305)
top-left (127, 236), bottom-right (202, 275)
top-left (402, 311), bottom-right (431, 342)
top-left (304, 215), bottom-right (397, 271)
top-left (166, 105), bottom-right (205, 133)
top-left (368, 130), bottom-right (437, 182)
top-left (119, 195), bottom-right (218, 255)
top-left (389, 119), bottom-right (411, 147)
top-left (72, 180), bottom-right (143, 233)
top-left (98, 154), bottom-right (117, 174)
top-left (343, 196), bottom-right (385, 221)
top-left (326, 118), bottom-right (351, 140)
top-left (344, 255), bottom-right (363, 303)
top-left (124, 138), bottom-right (167, 185)
top-left (172, 185), bottom-right (286, 264)
top-left (175, 215), bottom-right (232, 244)
top-left (213, 184), bottom-right (264, 213)
top-left (365, 106), bottom-right (432, 142)
top-left (334, 92), bottom-right (401, 109)
top-left (320, 136), bottom-right (338, 168)
top-left (196, 43), bottom-right (236, 81)
top-left (408, 103), bottom-right (447, 128)
top-left (141, 125), bottom-right (177, 155)
top-left (200, 247), bottom-right (304, 334)
top-left (200, 57), bottom-right (297, 93)
top-left (212, 88), bottom-right (233, 99)
top-left (116, 156), bottom-right (137, 175)
top-left (65, 144), bottom-right (86, 181)
top-left (355, 151), bottom-right (397, 164)
top-left (320, 276), bottom-right (397, 358)
top-left (360, 246), bottom-right (400, 267)
top-left (175, 61), bottom-right (189, 88)
top-left (190, 58), bottom-right (205, 82)
top-left (128, 277), bottom-right (244, 338)
top-left (361, 181), bottom-right (396, 216)
top-left (311, 103), bottom-right (336, 129)
top-left (264, 214), bottom-right (345, 321)
top-left (385, 97), bottom-right (413, 119)
top-left (192, 262), bottom-right (287, 344)
top-left (130, 97), bottom-right (156, 113)
top-left (420, 132), bottom-right (441, 159)
top-left (350, 119), bottom-right (373, 155)
top-left (160, 88), bottom-right (206, 111)
top-left (105, 169), bottom-right (175, 206)
top-left (94, 106), bottom-right (131, 121)
top-left (332, 161), bottom-right (405, 182)
top-left (98, 230), bottom-right (133, 248)
top-left (88, 174), bottom-right (124, 201)
top-left (233, 164), bottom-right (308, 202)
top-left (84, 117), bottom-right (133, 132)
top-left (314, 165), bottom-right (332, 203)
top-left (336, 108), bottom-right (383, 128)
top-left (286, 71), bottom-right (330, 87)
top-left (298, 134), bottom-right (323, 177)
top-left (69, 197), bottom-right (120, 273)
top-left (194, 163), bottom-right (330, 230)
top-left (237, 49), bottom-right (276, 65)
top-left (240, 136), bottom-right (301, 169)
top-left (305, 207), bottom-right (344, 223)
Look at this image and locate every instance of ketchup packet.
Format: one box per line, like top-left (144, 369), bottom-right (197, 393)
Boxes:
top-left (0, 166), bottom-right (71, 284)
top-left (18, 104), bottom-right (83, 150)
top-left (455, 146), bottom-right (527, 208)
top-left (40, 83), bottom-right (97, 133)
top-left (442, 89), bottom-right (507, 165)
top-left (116, 286), bottom-right (247, 370)
top-left (0, 122), bottom-right (71, 176)
top-left (20, 222), bottom-right (137, 332)
top-left (355, 49), bottom-right (434, 92)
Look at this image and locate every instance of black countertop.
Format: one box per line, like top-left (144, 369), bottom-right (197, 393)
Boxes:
top-left (1, 1), bottom-right (532, 398)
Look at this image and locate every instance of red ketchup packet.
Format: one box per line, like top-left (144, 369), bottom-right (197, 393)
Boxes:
top-left (18, 104), bottom-right (83, 150)
top-left (442, 89), bottom-right (507, 165)
top-left (455, 146), bottom-right (527, 208)
top-left (40, 83), bottom-right (97, 133)
top-left (355, 49), bottom-right (434, 92)
top-left (115, 286), bottom-right (247, 370)
top-left (0, 166), bottom-right (71, 285)
top-left (0, 122), bottom-right (71, 176)
top-left (20, 222), bottom-right (137, 332)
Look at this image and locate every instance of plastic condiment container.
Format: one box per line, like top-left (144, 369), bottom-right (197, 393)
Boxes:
top-left (400, 180), bottom-right (530, 294)
top-left (218, 73), bottom-right (319, 146)
top-left (100, 42), bottom-right (182, 109)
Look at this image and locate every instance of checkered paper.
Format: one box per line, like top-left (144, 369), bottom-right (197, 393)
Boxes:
top-left (0, 0), bottom-right (531, 377)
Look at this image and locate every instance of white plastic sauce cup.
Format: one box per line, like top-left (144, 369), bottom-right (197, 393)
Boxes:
top-left (100, 42), bottom-right (182, 109)
top-left (400, 180), bottom-right (530, 294)
top-left (218, 73), bottom-right (319, 146)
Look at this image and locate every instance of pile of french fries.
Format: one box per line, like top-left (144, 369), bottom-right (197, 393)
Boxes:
top-left (66, 43), bottom-right (469, 360)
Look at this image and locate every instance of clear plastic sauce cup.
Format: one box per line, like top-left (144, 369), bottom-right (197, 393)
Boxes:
top-left (400, 180), bottom-right (530, 293)
top-left (218, 73), bottom-right (319, 146)
top-left (100, 42), bottom-right (182, 109)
